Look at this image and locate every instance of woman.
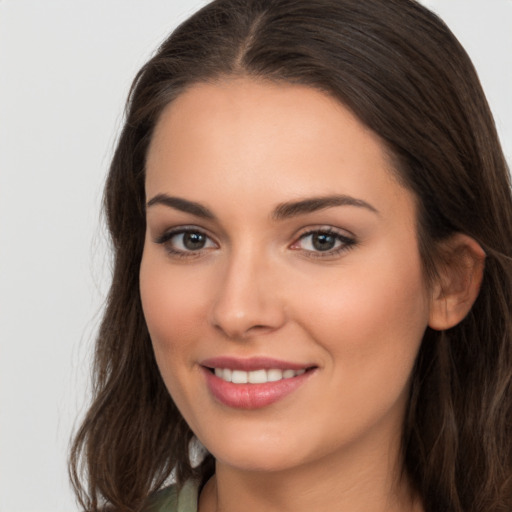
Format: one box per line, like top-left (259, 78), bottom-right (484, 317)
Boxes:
top-left (69, 0), bottom-right (512, 511)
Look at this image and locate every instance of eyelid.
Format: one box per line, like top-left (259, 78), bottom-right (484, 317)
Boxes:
top-left (289, 226), bottom-right (357, 257)
top-left (153, 225), bottom-right (218, 257)
top-left (152, 224), bottom-right (356, 259)
top-left (153, 224), bottom-right (213, 241)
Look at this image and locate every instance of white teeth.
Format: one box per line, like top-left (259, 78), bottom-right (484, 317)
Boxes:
top-left (213, 368), bottom-right (307, 384)
top-left (267, 369), bottom-right (283, 382)
top-left (216, 368), bottom-right (233, 381)
top-left (248, 369), bottom-right (267, 384)
top-left (231, 370), bottom-right (248, 384)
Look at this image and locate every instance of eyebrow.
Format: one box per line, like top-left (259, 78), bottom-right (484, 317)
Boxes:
top-left (146, 193), bottom-right (379, 220)
top-left (272, 194), bottom-right (379, 220)
top-left (146, 194), bottom-right (215, 219)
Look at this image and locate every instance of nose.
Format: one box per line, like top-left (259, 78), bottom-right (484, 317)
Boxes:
top-left (209, 249), bottom-right (287, 340)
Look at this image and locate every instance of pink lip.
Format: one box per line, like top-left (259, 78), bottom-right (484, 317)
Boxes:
top-left (200, 357), bottom-right (316, 410)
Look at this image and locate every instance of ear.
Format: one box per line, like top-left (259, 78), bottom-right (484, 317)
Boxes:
top-left (428, 233), bottom-right (486, 331)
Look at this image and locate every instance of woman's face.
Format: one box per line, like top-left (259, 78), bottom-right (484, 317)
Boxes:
top-left (140, 78), bottom-right (432, 473)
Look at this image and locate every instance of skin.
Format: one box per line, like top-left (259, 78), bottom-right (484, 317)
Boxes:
top-left (140, 78), bottom-right (467, 512)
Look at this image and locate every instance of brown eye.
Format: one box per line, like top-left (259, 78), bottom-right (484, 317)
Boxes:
top-left (155, 228), bottom-right (217, 255)
top-left (182, 231), bottom-right (208, 250)
top-left (291, 229), bottom-right (356, 257)
top-left (311, 233), bottom-right (337, 251)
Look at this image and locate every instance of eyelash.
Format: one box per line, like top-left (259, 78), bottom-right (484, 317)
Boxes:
top-left (154, 227), bottom-right (217, 259)
top-left (291, 228), bottom-right (357, 259)
top-left (154, 226), bottom-right (357, 259)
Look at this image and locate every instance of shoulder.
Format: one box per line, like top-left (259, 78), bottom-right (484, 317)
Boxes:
top-left (144, 480), bottom-right (200, 512)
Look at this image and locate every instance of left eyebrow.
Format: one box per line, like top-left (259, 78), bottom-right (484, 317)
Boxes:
top-left (272, 194), bottom-right (379, 220)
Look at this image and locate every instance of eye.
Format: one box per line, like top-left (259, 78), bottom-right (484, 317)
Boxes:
top-left (291, 228), bottom-right (356, 256)
top-left (155, 227), bottom-right (217, 256)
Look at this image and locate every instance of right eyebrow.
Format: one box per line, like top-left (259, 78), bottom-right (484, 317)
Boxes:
top-left (146, 194), bottom-right (215, 219)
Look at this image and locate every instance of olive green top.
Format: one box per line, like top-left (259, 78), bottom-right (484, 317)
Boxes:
top-left (148, 480), bottom-right (199, 512)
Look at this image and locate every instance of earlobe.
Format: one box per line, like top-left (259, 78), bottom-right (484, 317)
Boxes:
top-left (428, 234), bottom-right (486, 331)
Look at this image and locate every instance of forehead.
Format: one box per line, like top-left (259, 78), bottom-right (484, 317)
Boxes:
top-left (145, 78), bottom-right (412, 219)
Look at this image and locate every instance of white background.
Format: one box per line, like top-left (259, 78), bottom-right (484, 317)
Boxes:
top-left (0, 1), bottom-right (510, 511)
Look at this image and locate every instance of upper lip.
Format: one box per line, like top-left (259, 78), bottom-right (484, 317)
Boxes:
top-left (200, 356), bottom-right (315, 372)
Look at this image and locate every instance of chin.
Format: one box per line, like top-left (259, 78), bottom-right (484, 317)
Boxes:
top-left (199, 433), bottom-right (285, 469)
top-left (213, 448), bottom-right (304, 473)
top-left (196, 426), bottom-right (323, 474)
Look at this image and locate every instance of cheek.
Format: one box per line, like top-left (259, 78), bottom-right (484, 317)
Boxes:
top-left (139, 249), bottom-right (210, 370)
top-left (139, 249), bottom-right (215, 425)
top-left (295, 243), bottom-right (429, 391)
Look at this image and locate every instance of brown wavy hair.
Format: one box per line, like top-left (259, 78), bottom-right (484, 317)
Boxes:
top-left (69, 0), bottom-right (512, 510)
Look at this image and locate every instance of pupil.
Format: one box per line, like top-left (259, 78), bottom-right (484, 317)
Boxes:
top-left (183, 232), bottom-right (206, 250)
top-left (313, 233), bottom-right (336, 251)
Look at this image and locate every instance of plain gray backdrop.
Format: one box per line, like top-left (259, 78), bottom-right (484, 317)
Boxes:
top-left (0, 1), bottom-right (510, 511)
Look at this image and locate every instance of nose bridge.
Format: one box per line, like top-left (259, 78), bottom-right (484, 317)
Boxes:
top-left (210, 242), bottom-right (285, 339)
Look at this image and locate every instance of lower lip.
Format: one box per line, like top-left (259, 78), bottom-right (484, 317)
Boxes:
top-left (202, 367), bottom-right (314, 409)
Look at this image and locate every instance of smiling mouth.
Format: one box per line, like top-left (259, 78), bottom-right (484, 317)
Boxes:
top-left (215, 368), bottom-right (301, 384)
top-left (202, 361), bottom-right (317, 409)
top-left (207, 367), bottom-right (316, 384)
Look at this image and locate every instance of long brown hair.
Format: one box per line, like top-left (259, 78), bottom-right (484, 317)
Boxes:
top-left (70, 1), bottom-right (512, 510)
